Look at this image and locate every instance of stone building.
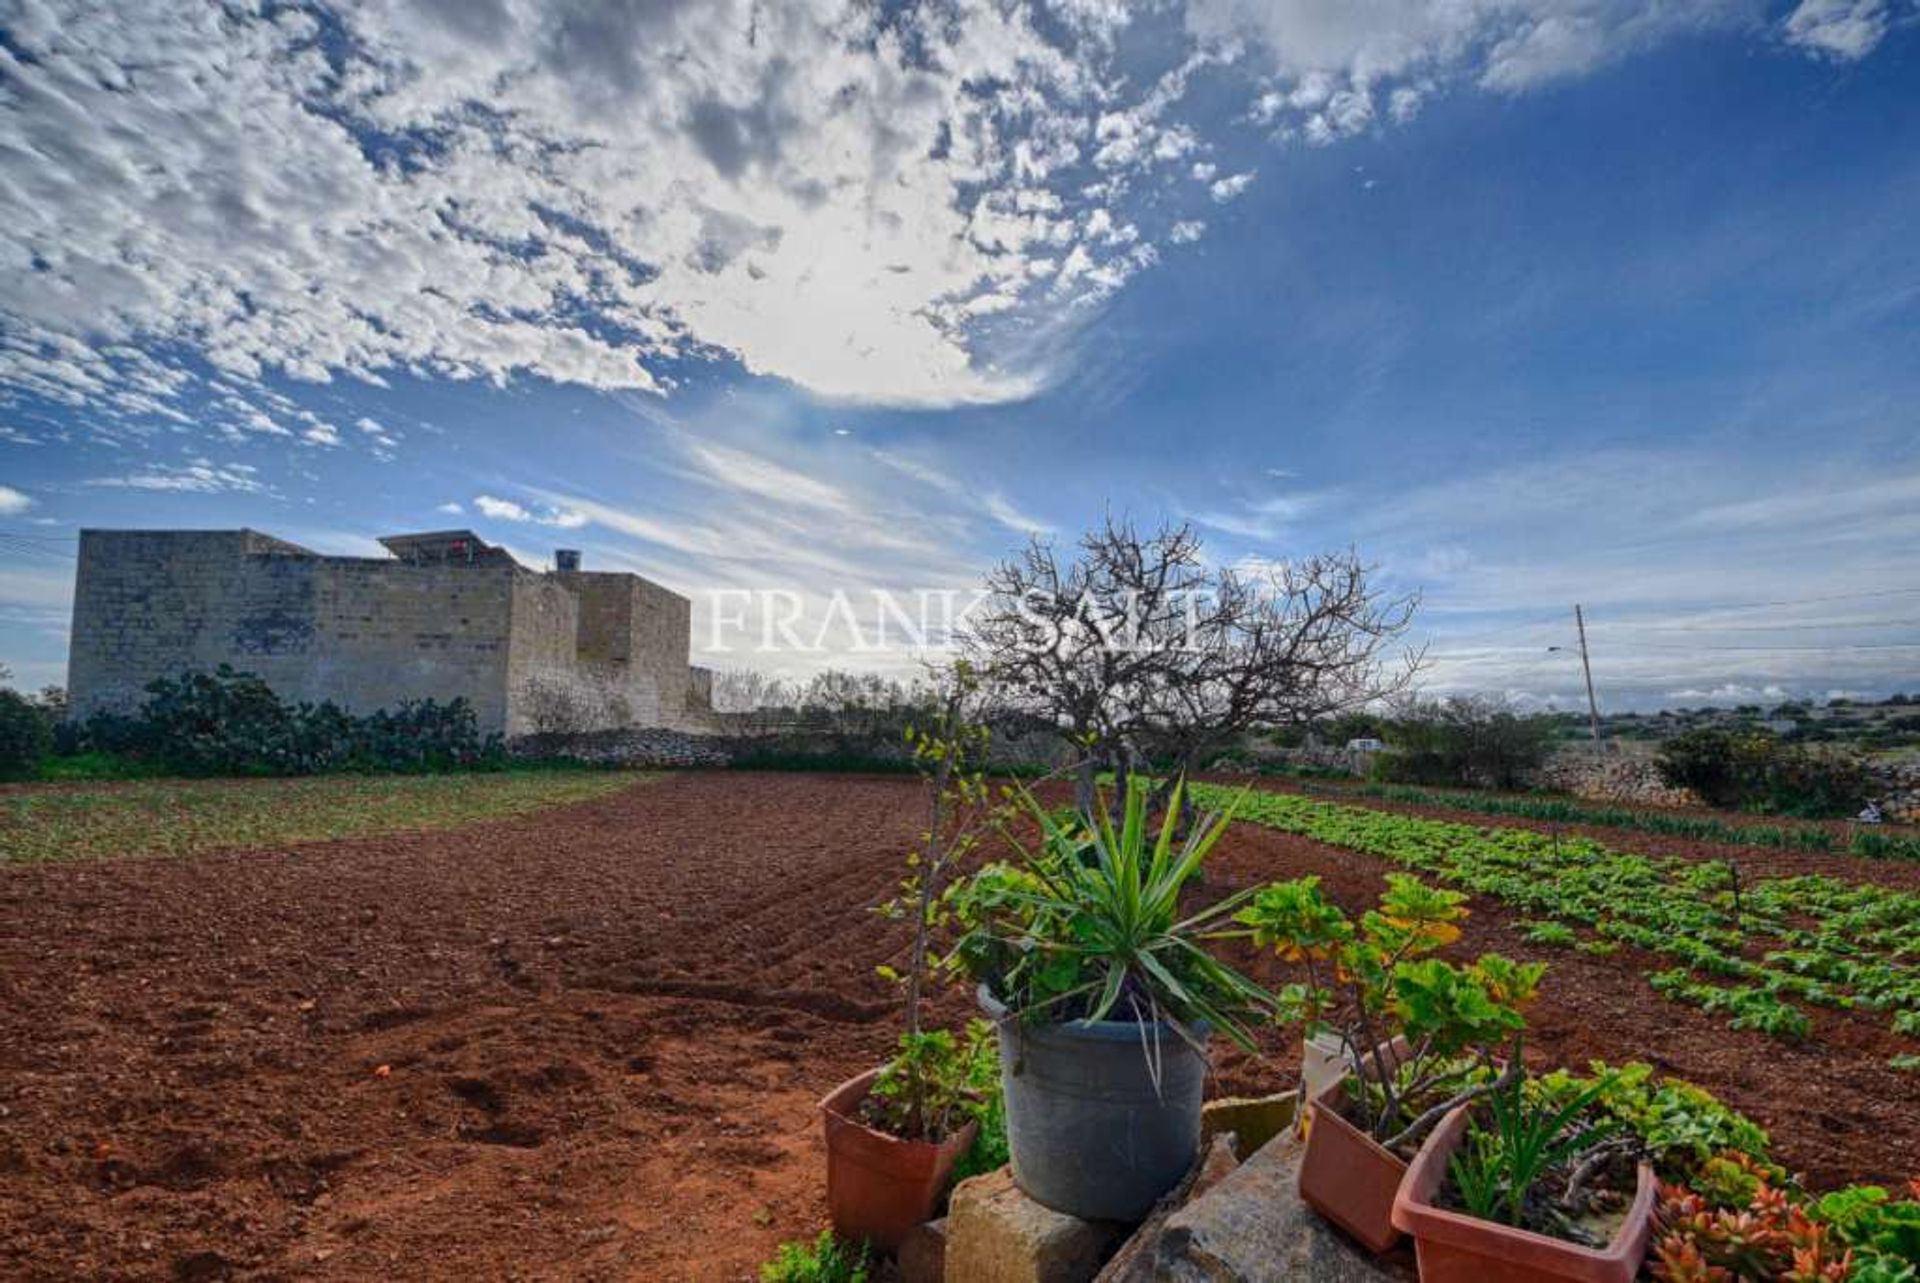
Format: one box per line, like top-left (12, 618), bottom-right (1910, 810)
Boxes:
top-left (67, 527), bottom-right (712, 737)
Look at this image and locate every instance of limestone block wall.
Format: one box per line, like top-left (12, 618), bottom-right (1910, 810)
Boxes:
top-left (72, 529), bottom-right (525, 734)
top-left (67, 530), bottom-right (395, 720)
top-left (70, 528), bottom-right (704, 739)
top-left (630, 576), bottom-right (692, 727)
top-left (502, 573), bottom-right (661, 736)
top-left (556, 570), bottom-right (692, 730)
top-left (297, 559), bottom-right (522, 733)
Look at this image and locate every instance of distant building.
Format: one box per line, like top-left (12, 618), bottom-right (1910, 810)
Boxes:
top-left (67, 528), bottom-right (712, 737)
top-left (1346, 737), bottom-right (1387, 753)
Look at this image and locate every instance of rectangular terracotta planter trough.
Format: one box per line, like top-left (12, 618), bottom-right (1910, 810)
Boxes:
top-left (1390, 1105), bottom-right (1656, 1283)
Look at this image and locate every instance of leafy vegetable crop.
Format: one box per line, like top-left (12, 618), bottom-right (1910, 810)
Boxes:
top-left (1193, 784), bottom-right (1920, 1052)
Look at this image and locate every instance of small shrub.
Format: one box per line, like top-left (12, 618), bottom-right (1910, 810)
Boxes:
top-left (1656, 728), bottom-right (1872, 819)
top-left (0, 688), bottom-right (53, 779)
top-left (1374, 696), bottom-right (1558, 790)
top-left (758, 1231), bottom-right (871, 1283)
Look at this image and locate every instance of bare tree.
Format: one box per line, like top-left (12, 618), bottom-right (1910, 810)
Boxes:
top-left (961, 516), bottom-right (1421, 818)
top-left (710, 667), bottom-right (792, 716)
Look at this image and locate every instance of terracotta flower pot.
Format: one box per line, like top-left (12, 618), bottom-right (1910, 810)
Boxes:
top-left (819, 1067), bottom-right (979, 1253)
top-left (1297, 1075), bottom-right (1410, 1254)
top-left (1390, 1105), bottom-right (1656, 1283)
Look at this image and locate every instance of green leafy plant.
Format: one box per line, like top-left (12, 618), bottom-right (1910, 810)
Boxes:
top-left (951, 1074), bottom-right (1010, 1184)
top-left (1193, 783), bottom-right (1920, 1043)
top-left (944, 774), bottom-right (1277, 1052)
top-left (0, 687), bottom-right (53, 780)
top-left (1521, 920), bottom-right (1578, 947)
top-left (1448, 1067), bottom-right (1622, 1232)
top-left (864, 1020), bottom-right (998, 1146)
top-left (1354, 780), bottom-right (1845, 854)
top-left (1813, 1184), bottom-right (1920, 1274)
top-left (1852, 830), bottom-right (1920, 862)
top-left (1532, 1061), bottom-right (1773, 1181)
top-left (758, 1230), bottom-right (872, 1283)
top-left (1237, 871), bottom-right (1542, 1150)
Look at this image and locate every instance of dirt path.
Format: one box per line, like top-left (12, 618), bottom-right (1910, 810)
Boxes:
top-left (1, 771), bottom-right (1913, 1282)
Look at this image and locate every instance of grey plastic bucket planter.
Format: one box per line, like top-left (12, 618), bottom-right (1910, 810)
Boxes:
top-left (979, 985), bottom-right (1208, 1222)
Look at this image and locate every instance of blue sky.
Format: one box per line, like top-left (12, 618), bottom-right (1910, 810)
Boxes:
top-left (2, 0), bottom-right (1917, 709)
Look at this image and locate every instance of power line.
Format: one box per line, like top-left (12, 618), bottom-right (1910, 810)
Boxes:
top-left (1670, 587), bottom-right (1920, 615)
top-left (1595, 640), bottom-right (1920, 653)
top-left (0, 533), bottom-right (75, 560)
top-left (1601, 618), bottom-right (1916, 633)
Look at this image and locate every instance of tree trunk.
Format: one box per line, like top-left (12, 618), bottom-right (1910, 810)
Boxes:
top-left (1110, 744), bottom-right (1132, 830)
top-left (1075, 754), bottom-right (1098, 821)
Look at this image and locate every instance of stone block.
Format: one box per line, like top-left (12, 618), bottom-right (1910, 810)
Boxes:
top-left (1137, 1132), bottom-right (1414, 1282)
top-left (1198, 1090), bottom-right (1298, 1158)
top-left (1095, 1134), bottom-right (1241, 1283)
top-left (896, 1217), bottom-right (946, 1283)
top-left (943, 1169), bottom-right (1129, 1283)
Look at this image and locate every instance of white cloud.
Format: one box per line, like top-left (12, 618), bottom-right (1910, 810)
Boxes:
top-left (1188, 1), bottom-right (1876, 140)
top-left (436, 501), bottom-right (464, 515)
top-left (1784, 0), bottom-right (1898, 58)
top-left (85, 459), bottom-right (265, 494)
top-left (0, 485), bottom-right (33, 515)
top-left (981, 493), bottom-right (1055, 535)
top-left (302, 423), bottom-right (342, 447)
top-left (1666, 683), bottom-right (1792, 704)
top-left (473, 493), bottom-right (589, 528)
top-left (0, 0), bottom-right (1233, 417)
top-left (1209, 171), bottom-right (1258, 202)
top-left (1, 1), bottom-right (1901, 428)
top-left (473, 495), bottom-right (534, 522)
top-left (1169, 219), bottom-right (1207, 244)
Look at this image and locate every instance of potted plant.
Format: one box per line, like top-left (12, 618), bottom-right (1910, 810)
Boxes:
top-left (1237, 874), bottom-right (1544, 1252)
top-left (1391, 1064), bottom-right (1657, 1283)
top-left (943, 775), bottom-right (1277, 1222)
top-left (820, 664), bottom-right (999, 1250)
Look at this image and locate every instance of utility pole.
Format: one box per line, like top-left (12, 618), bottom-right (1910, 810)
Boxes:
top-left (1575, 603), bottom-right (1602, 746)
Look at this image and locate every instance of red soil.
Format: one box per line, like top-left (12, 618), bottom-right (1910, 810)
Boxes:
top-left (1, 772), bottom-right (1914, 1281)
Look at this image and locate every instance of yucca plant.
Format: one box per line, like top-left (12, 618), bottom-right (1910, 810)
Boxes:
top-left (945, 773), bottom-right (1277, 1055)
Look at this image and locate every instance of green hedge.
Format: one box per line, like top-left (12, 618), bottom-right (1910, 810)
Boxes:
top-left (67, 665), bottom-right (505, 777)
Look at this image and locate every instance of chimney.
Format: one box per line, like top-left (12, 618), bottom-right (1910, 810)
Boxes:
top-left (554, 549), bottom-right (581, 572)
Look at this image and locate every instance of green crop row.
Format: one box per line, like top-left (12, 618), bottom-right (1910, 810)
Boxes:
top-left (1192, 783), bottom-right (1920, 1053)
top-left (1351, 780), bottom-right (1920, 860)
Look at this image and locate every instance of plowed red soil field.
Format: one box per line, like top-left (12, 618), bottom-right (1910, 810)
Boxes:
top-left (2, 771), bottom-right (1915, 1281)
